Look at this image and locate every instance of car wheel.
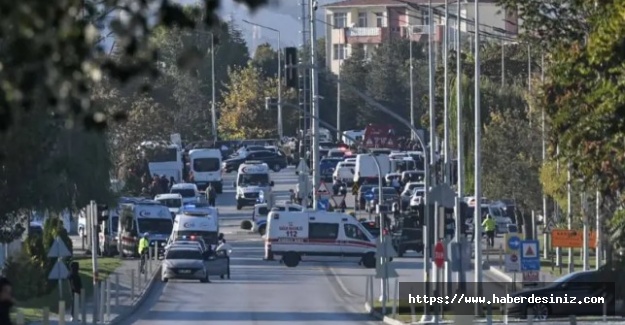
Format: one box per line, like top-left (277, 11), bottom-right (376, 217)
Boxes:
top-left (220, 274), bottom-right (224, 279)
top-left (258, 225), bottom-right (266, 236)
top-left (362, 252), bottom-right (376, 268)
top-left (273, 164), bottom-right (281, 172)
top-left (162, 278), bottom-right (168, 283)
top-left (526, 303), bottom-right (549, 320)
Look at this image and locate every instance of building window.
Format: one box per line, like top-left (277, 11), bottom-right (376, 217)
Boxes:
top-left (333, 12), bottom-right (347, 28)
top-left (358, 12), bottom-right (368, 27)
top-left (333, 44), bottom-right (347, 60)
top-left (375, 13), bottom-right (385, 27)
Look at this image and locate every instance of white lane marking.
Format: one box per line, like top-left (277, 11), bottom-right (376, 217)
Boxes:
top-left (326, 266), bottom-right (357, 297)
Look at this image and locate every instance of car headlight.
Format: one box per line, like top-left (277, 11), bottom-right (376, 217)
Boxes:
top-left (160, 242), bottom-right (165, 247)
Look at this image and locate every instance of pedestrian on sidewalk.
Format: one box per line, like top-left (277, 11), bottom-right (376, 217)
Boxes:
top-left (68, 261), bottom-right (82, 321)
top-left (0, 277), bottom-right (15, 325)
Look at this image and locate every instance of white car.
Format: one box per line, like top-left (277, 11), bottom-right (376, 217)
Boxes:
top-left (332, 161), bottom-right (355, 184)
top-left (401, 182), bottom-right (424, 209)
top-left (409, 188), bottom-right (426, 209)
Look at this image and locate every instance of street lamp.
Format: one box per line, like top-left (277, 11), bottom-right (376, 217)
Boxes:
top-left (242, 19), bottom-right (284, 139)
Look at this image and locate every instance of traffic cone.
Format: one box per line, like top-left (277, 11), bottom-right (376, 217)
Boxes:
top-left (264, 243), bottom-right (274, 261)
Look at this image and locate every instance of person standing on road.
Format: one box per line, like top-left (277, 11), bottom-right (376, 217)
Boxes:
top-left (206, 184), bottom-right (217, 207)
top-left (0, 277), bottom-right (15, 325)
top-left (68, 262), bottom-right (82, 321)
top-left (481, 214), bottom-right (496, 247)
top-left (138, 233), bottom-right (150, 274)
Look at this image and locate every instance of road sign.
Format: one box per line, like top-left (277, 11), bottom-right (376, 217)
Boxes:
top-left (427, 183), bottom-right (455, 208)
top-left (375, 259), bottom-right (398, 278)
top-left (505, 253), bottom-right (520, 272)
top-left (376, 238), bottom-right (398, 258)
top-left (522, 271), bottom-right (539, 283)
top-left (47, 237), bottom-right (71, 258)
top-left (507, 235), bottom-right (521, 251)
top-left (520, 240), bottom-right (540, 271)
top-left (364, 189), bottom-right (375, 201)
top-left (551, 229), bottom-right (597, 248)
top-left (316, 182), bottom-right (333, 200)
top-left (48, 259), bottom-right (69, 280)
top-left (543, 219), bottom-right (556, 233)
top-left (434, 241), bottom-right (445, 268)
top-left (296, 160), bottom-right (310, 174)
top-left (317, 198), bottom-right (329, 211)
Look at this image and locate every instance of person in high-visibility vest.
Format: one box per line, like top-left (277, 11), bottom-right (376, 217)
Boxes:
top-left (481, 214), bottom-right (496, 247)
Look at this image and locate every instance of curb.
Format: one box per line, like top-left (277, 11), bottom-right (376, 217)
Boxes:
top-left (364, 302), bottom-right (408, 325)
top-left (109, 264), bottom-right (162, 325)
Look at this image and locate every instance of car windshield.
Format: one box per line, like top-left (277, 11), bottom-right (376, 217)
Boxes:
top-left (158, 198), bottom-right (182, 208)
top-left (165, 249), bottom-right (202, 260)
top-left (171, 188), bottom-right (195, 198)
top-left (489, 207), bottom-right (504, 218)
top-left (412, 189), bottom-right (425, 196)
top-left (137, 219), bottom-right (173, 234)
top-left (238, 174), bottom-right (269, 186)
top-left (193, 158), bottom-right (220, 172)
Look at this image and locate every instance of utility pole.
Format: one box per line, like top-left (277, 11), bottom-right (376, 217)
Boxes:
top-left (455, 0), bottom-right (465, 290)
top-left (299, 0), bottom-right (310, 158)
top-left (210, 33), bottom-right (217, 140)
top-left (409, 35), bottom-right (415, 140)
top-left (336, 30), bottom-right (342, 142)
top-left (582, 192), bottom-right (589, 271)
top-left (443, 0), bottom-right (450, 185)
top-left (473, 0), bottom-right (483, 315)
top-left (90, 201), bottom-right (100, 321)
top-left (596, 191), bottom-right (602, 269)
top-left (567, 163), bottom-right (573, 272)
top-left (309, 0), bottom-right (320, 208)
top-left (541, 53), bottom-right (548, 260)
top-left (427, 0), bottom-right (436, 185)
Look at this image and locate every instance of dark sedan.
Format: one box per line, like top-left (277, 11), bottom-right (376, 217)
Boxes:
top-left (222, 150), bottom-right (287, 173)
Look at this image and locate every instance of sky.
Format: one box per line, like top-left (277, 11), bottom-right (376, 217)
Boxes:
top-left (104, 0), bottom-right (336, 53)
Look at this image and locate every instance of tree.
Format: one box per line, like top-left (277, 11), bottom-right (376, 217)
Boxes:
top-left (482, 109), bottom-right (542, 215)
top-left (218, 63), bottom-right (297, 139)
top-left (339, 45), bottom-right (370, 129)
top-left (251, 43), bottom-right (279, 79)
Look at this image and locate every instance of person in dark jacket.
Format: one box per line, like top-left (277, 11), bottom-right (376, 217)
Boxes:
top-left (206, 184), bottom-right (217, 207)
top-left (68, 262), bottom-right (82, 321)
top-left (0, 277), bottom-right (15, 325)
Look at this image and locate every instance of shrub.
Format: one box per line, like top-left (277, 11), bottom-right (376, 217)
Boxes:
top-left (4, 252), bottom-right (48, 301)
top-left (240, 220), bottom-right (252, 230)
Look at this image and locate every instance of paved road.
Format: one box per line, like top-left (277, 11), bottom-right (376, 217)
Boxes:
top-left (120, 167), bottom-right (382, 325)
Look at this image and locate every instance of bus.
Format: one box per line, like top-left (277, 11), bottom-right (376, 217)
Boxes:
top-left (140, 141), bottom-right (183, 182)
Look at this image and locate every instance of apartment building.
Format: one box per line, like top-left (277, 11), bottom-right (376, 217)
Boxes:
top-left (324, 0), bottom-right (520, 74)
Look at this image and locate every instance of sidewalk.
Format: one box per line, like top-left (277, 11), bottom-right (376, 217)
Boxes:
top-left (20, 257), bottom-right (162, 325)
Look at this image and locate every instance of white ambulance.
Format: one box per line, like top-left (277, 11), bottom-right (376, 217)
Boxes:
top-left (170, 211), bottom-right (219, 247)
top-left (265, 211), bottom-right (377, 268)
top-left (234, 161), bottom-right (274, 210)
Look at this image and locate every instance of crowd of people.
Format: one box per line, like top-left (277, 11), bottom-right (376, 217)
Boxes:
top-left (140, 174), bottom-right (176, 197)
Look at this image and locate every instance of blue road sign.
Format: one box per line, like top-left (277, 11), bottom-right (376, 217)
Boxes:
top-left (364, 190), bottom-right (375, 201)
top-left (508, 235), bottom-right (521, 250)
top-left (317, 198), bottom-right (329, 211)
top-left (520, 240), bottom-right (540, 271)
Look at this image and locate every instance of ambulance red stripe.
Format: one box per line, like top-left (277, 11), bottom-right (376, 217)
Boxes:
top-left (266, 238), bottom-right (376, 248)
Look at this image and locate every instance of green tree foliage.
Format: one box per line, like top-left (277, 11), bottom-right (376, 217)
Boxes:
top-left (218, 63), bottom-right (297, 139)
top-left (482, 110), bottom-right (542, 213)
top-left (252, 43), bottom-right (279, 79)
top-left (339, 45), bottom-right (370, 129)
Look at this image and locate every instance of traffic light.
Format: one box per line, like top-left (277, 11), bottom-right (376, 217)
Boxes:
top-left (285, 47), bottom-right (298, 88)
top-left (97, 204), bottom-right (109, 223)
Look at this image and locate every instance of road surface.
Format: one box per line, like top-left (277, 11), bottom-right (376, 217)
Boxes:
top-left (119, 167), bottom-right (382, 325)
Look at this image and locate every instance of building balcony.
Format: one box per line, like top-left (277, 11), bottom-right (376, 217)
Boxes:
top-left (345, 27), bottom-right (390, 44)
top-left (400, 25), bottom-right (445, 43)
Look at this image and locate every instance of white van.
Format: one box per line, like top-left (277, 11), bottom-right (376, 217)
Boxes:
top-left (170, 183), bottom-right (201, 205)
top-left (235, 161), bottom-right (274, 210)
top-left (265, 211), bottom-right (377, 268)
top-left (189, 149), bottom-right (223, 193)
top-left (333, 161), bottom-right (355, 184)
top-left (154, 193), bottom-right (183, 219)
top-left (251, 202), bottom-right (304, 236)
top-left (170, 213), bottom-right (219, 246)
top-left (354, 153), bottom-right (390, 184)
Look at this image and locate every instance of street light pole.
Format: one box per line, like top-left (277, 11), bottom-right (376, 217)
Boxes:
top-left (443, 0), bottom-right (450, 185)
top-left (337, 29), bottom-right (342, 142)
top-left (310, 0), bottom-right (321, 208)
top-left (210, 33), bottom-right (217, 140)
top-left (409, 30), bottom-right (415, 140)
top-left (242, 20), bottom-right (283, 138)
top-left (473, 0), bottom-right (483, 315)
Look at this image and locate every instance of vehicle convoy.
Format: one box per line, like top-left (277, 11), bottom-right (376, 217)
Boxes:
top-left (117, 197), bottom-right (173, 258)
top-left (140, 136), bottom-right (183, 182)
top-left (154, 193), bottom-right (183, 220)
top-left (251, 202), bottom-right (304, 236)
top-left (234, 161), bottom-right (274, 210)
top-left (171, 208), bottom-right (219, 246)
top-left (265, 211), bottom-right (377, 268)
top-left (188, 148), bottom-right (222, 192)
